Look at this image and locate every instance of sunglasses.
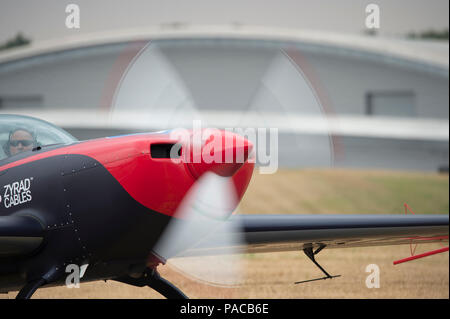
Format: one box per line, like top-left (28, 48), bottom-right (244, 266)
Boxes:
top-left (10, 140), bottom-right (34, 147)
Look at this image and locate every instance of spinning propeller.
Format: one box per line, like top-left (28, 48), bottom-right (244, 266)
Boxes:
top-left (110, 40), bottom-right (337, 290)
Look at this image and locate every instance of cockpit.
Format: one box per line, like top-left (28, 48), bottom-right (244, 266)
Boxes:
top-left (0, 114), bottom-right (77, 162)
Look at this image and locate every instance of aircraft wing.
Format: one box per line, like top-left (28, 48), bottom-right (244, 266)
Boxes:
top-left (0, 215), bottom-right (44, 257)
top-left (179, 214), bottom-right (449, 256)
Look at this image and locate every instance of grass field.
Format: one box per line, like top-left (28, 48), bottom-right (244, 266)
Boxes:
top-left (4, 168), bottom-right (449, 299)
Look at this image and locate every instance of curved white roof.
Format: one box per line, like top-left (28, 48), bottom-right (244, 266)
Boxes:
top-left (0, 25), bottom-right (448, 76)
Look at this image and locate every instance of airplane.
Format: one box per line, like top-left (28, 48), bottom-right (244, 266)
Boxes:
top-left (0, 113), bottom-right (448, 299)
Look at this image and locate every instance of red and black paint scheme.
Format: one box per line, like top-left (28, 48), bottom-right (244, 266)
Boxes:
top-left (0, 118), bottom-right (254, 298)
top-left (0, 115), bottom-right (448, 299)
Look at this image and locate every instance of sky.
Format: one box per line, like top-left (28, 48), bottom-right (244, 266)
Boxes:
top-left (0, 0), bottom-right (449, 43)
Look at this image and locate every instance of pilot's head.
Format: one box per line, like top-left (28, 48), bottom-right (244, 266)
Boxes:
top-left (7, 128), bottom-right (36, 156)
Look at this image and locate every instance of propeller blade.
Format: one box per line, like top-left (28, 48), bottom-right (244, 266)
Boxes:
top-left (153, 172), bottom-right (239, 261)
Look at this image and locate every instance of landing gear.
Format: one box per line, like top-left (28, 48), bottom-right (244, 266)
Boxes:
top-left (295, 244), bottom-right (341, 284)
top-left (16, 266), bottom-right (62, 299)
top-left (114, 268), bottom-right (188, 299)
top-left (16, 278), bottom-right (46, 299)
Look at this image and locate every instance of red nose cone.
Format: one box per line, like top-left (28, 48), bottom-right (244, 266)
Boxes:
top-left (187, 130), bottom-right (253, 179)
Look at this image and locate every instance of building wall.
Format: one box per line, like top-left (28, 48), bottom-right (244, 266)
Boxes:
top-left (0, 40), bottom-right (448, 119)
top-left (0, 39), bottom-right (448, 171)
top-left (0, 44), bottom-right (125, 110)
top-left (305, 51), bottom-right (449, 118)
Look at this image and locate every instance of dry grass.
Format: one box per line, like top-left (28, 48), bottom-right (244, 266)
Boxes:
top-left (239, 168), bottom-right (449, 215)
top-left (3, 168), bottom-right (449, 299)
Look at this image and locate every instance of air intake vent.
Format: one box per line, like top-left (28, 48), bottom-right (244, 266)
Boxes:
top-left (150, 143), bottom-right (181, 159)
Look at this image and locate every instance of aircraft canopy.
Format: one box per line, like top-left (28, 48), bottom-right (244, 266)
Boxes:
top-left (0, 114), bottom-right (77, 161)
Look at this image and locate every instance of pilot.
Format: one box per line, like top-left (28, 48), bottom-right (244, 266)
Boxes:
top-left (3, 128), bottom-right (37, 157)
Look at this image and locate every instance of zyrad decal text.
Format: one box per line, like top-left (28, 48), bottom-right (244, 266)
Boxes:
top-left (2, 178), bottom-right (33, 209)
